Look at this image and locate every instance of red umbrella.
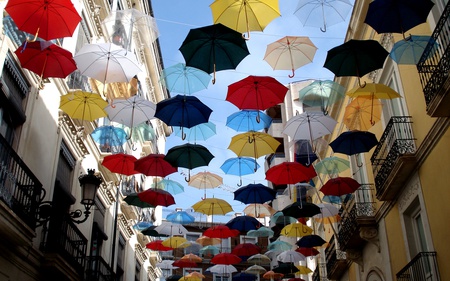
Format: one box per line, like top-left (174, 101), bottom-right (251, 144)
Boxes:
top-left (102, 153), bottom-right (138, 176)
top-left (146, 240), bottom-right (173, 251)
top-left (5, 0), bottom-right (82, 41)
top-left (211, 253), bottom-right (242, 265)
top-left (296, 247), bottom-right (320, 257)
top-left (138, 188), bottom-right (176, 207)
top-left (14, 41), bottom-right (77, 80)
top-left (288, 278), bottom-right (305, 281)
top-left (134, 154), bottom-right (177, 177)
top-left (203, 225), bottom-right (239, 238)
top-left (226, 75), bottom-right (288, 121)
top-left (266, 162), bottom-right (316, 185)
top-left (320, 177), bottom-right (361, 196)
top-left (172, 259), bottom-right (198, 268)
top-left (231, 243), bottom-right (261, 257)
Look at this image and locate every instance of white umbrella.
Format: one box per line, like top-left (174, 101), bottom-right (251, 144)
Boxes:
top-left (156, 260), bottom-right (178, 270)
top-left (245, 264), bottom-right (267, 274)
top-left (276, 250), bottom-right (306, 263)
top-left (208, 264), bottom-right (237, 277)
top-left (247, 254), bottom-right (272, 265)
top-left (154, 221), bottom-right (188, 236)
top-left (105, 95), bottom-right (156, 128)
top-left (283, 111), bottom-right (337, 142)
top-left (315, 203), bottom-right (340, 218)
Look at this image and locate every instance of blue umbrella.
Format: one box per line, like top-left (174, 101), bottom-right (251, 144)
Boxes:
top-left (329, 130), bottom-right (378, 156)
top-left (166, 210), bottom-right (195, 224)
top-left (133, 221), bottom-right (153, 230)
top-left (234, 183), bottom-right (277, 204)
top-left (295, 234), bottom-right (327, 248)
top-left (161, 62), bottom-right (211, 95)
top-left (225, 215), bottom-right (261, 232)
top-left (200, 245), bottom-right (220, 256)
top-left (151, 179), bottom-right (184, 195)
top-left (298, 80), bottom-right (345, 114)
top-left (233, 272), bottom-right (257, 281)
top-left (220, 157), bottom-right (259, 186)
top-left (172, 121), bottom-right (216, 142)
top-left (390, 35), bottom-right (438, 65)
top-left (91, 125), bottom-right (127, 148)
top-left (226, 110), bottom-right (272, 132)
top-left (247, 226), bottom-right (274, 238)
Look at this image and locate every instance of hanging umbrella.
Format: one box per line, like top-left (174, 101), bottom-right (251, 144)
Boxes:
top-left (15, 40), bottom-right (77, 81)
top-left (323, 39), bottom-right (389, 87)
top-left (276, 250), bottom-right (305, 263)
top-left (281, 202), bottom-right (321, 219)
top-left (247, 253), bottom-right (271, 265)
top-left (196, 236), bottom-right (222, 246)
top-left (226, 76), bottom-right (289, 113)
top-left (283, 111), bottom-right (337, 144)
top-left (314, 156), bottom-right (350, 175)
top-left (267, 240), bottom-right (292, 252)
top-left (161, 63), bottom-right (211, 95)
top-left (146, 240), bottom-right (173, 251)
top-left (134, 154), bottom-right (177, 177)
top-left (263, 36), bottom-right (317, 78)
top-left (298, 80), bottom-right (345, 114)
top-left (186, 272), bottom-right (205, 280)
top-left (233, 272), bottom-right (258, 281)
top-left (91, 125), bottom-right (128, 148)
top-left (156, 260), bottom-right (179, 270)
top-left (179, 23), bottom-right (250, 84)
top-left (211, 253), bottom-right (242, 265)
top-left (164, 143), bottom-right (215, 181)
top-left (155, 95), bottom-right (213, 139)
top-left (102, 153), bottom-right (138, 176)
top-left (390, 35), bottom-right (439, 64)
top-left (181, 241), bottom-right (203, 254)
top-left (188, 171), bottom-right (223, 198)
top-left (210, 0), bottom-right (281, 39)
top-left (203, 225), bottom-right (239, 238)
top-left (295, 234), bottom-right (327, 248)
top-left (141, 226), bottom-right (168, 237)
top-left (151, 179), bottom-right (185, 195)
top-left (226, 110), bottom-right (272, 132)
top-left (154, 222), bottom-right (188, 236)
top-left (173, 122), bottom-right (216, 142)
top-left (282, 183), bottom-right (315, 202)
top-left (73, 43), bottom-right (141, 84)
top-left (364, 0), bottom-right (434, 36)
top-left (266, 162), bottom-right (316, 186)
top-left (231, 243), bottom-right (261, 257)
top-left (208, 264), bottom-right (237, 275)
top-left (166, 275), bottom-right (183, 281)
top-left (343, 96), bottom-right (383, 130)
top-left (192, 198), bottom-right (234, 217)
top-left (225, 215), bottom-right (261, 232)
top-left (59, 90), bottom-right (108, 122)
top-left (330, 130), bottom-right (378, 156)
top-left (293, 139), bottom-right (318, 166)
top-left (288, 278), bottom-right (306, 281)
top-left (124, 194), bottom-right (154, 208)
top-left (294, 0), bottom-right (352, 32)
top-left (221, 157), bottom-right (260, 186)
top-left (200, 245), bottom-right (221, 256)
top-left (295, 265), bottom-right (313, 275)
top-left (280, 222), bottom-right (313, 237)
top-left (181, 253), bottom-right (203, 263)
top-left (244, 203), bottom-right (276, 218)
top-left (172, 259), bottom-right (198, 269)
top-left (263, 271), bottom-right (284, 280)
top-left (245, 264), bottom-right (267, 275)
top-left (166, 211), bottom-right (196, 224)
top-left (320, 177), bottom-right (361, 196)
top-left (133, 221), bottom-right (153, 230)
top-left (105, 95), bottom-right (156, 130)
top-left (5, 0), bottom-right (81, 41)
top-left (296, 247), bottom-right (319, 257)
top-left (269, 212), bottom-right (297, 228)
top-left (137, 188), bottom-right (176, 207)
top-left (314, 203), bottom-right (340, 219)
top-left (233, 183), bottom-right (276, 204)
top-left (247, 227), bottom-right (274, 238)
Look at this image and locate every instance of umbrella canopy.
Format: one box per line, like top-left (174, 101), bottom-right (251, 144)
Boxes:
top-left (245, 264), bottom-right (267, 275)
top-left (73, 43), bottom-right (141, 84)
top-left (247, 226), bottom-right (274, 238)
top-left (152, 179), bottom-right (184, 195)
top-left (155, 222), bottom-right (188, 236)
top-left (166, 211), bottom-right (196, 224)
top-left (124, 194), bottom-right (154, 208)
top-left (226, 75), bottom-right (289, 111)
top-left (161, 63), bottom-right (211, 95)
top-left (156, 260), bottom-right (179, 270)
top-left (233, 183), bottom-right (276, 204)
top-left (188, 171), bottom-right (223, 189)
top-left (181, 253), bottom-right (203, 263)
top-left (346, 83), bottom-right (402, 100)
top-left (133, 221), bottom-right (153, 231)
top-left (173, 122), bottom-right (216, 142)
top-left (179, 23), bottom-right (250, 83)
top-left (364, 0), bottom-right (434, 35)
top-left (231, 243), bottom-right (261, 257)
top-left (263, 271), bottom-right (284, 280)
top-left (166, 275), bottom-right (183, 281)
top-left (226, 215), bottom-right (261, 232)
top-left (294, 0), bottom-right (353, 32)
top-left (208, 264), bottom-right (237, 274)
top-left (298, 80), bottom-right (345, 114)
top-left (264, 36), bottom-right (317, 78)
top-left (203, 225), bottom-right (240, 238)
top-left (200, 245), bottom-right (221, 256)
top-left (276, 250), bottom-right (305, 263)
top-left (320, 177), bottom-right (361, 196)
top-left (244, 203), bottom-right (276, 218)
top-left (315, 203), bottom-right (340, 218)
top-left (60, 90), bottom-right (108, 122)
top-left (296, 234), bottom-right (327, 248)
top-left (270, 212), bottom-right (298, 228)
top-left (293, 139), bottom-right (318, 166)
top-left (172, 259), bottom-right (198, 269)
top-left (141, 226), bottom-right (168, 237)
top-left (211, 253), bottom-right (242, 265)
top-left (283, 111), bottom-right (337, 142)
top-left (226, 110), bottom-right (272, 132)
top-left (221, 157), bottom-right (260, 186)
top-left (91, 125), bottom-right (127, 147)
top-left (15, 40), bottom-right (77, 80)
top-left (5, 0), bottom-right (81, 41)
top-left (210, 0), bottom-right (281, 38)
top-left (196, 236), bottom-right (222, 246)
top-left (134, 154), bottom-right (177, 177)
top-left (192, 198), bottom-right (233, 216)
top-left (266, 162), bottom-right (316, 185)
top-left (273, 263), bottom-right (299, 275)
top-left (146, 240), bottom-right (173, 251)
top-left (267, 240), bottom-right (292, 252)
top-left (330, 130), bottom-right (378, 156)
top-left (138, 188), bottom-right (175, 207)
top-left (282, 183), bottom-right (315, 202)
top-left (296, 247), bottom-right (319, 257)
top-left (390, 35), bottom-right (439, 65)
top-left (343, 96), bottom-right (383, 130)
top-left (232, 272), bottom-right (258, 281)
top-left (164, 144), bottom-right (215, 180)
top-left (105, 95), bottom-right (156, 128)
top-left (162, 237), bottom-right (189, 248)
top-left (295, 265), bottom-right (312, 275)
top-left (247, 253), bottom-right (271, 265)
top-left (314, 156), bottom-right (350, 175)
top-left (181, 241), bottom-right (203, 254)
top-left (281, 202), bottom-right (321, 218)
top-left (102, 153), bottom-right (138, 176)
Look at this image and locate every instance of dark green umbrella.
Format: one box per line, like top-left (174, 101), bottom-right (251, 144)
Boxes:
top-left (124, 193), bottom-right (154, 208)
top-left (179, 23), bottom-right (250, 84)
top-left (323, 39), bottom-right (389, 87)
top-left (141, 226), bottom-right (168, 237)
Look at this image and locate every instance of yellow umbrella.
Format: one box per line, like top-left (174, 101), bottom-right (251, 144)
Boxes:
top-left (188, 171), bottom-right (223, 198)
top-left (344, 96), bottom-right (383, 130)
top-left (280, 222), bottom-right (313, 237)
top-left (181, 253), bottom-right (203, 263)
top-left (59, 90), bottom-right (108, 121)
top-left (162, 237), bottom-right (188, 248)
top-left (186, 272), bottom-right (205, 279)
top-left (295, 265), bottom-right (313, 275)
top-left (210, 0), bottom-right (281, 39)
top-left (192, 198), bottom-right (233, 222)
top-left (179, 277), bottom-right (201, 281)
top-left (196, 236), bottom-right (222, 246)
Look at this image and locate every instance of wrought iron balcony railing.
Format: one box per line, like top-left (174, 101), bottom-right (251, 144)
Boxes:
top-left (417, 1), bottom-right (450, 117)
top-left (396, 252), bottom-right (440, 281)
top-left (370, 116), bottom-right (416, 200)
top-left (85, 255), bottom-right (115, 281)
top-left (325, 235), bottom-right (347, 280)
top-left (0, 133), bottom-right (44, 230)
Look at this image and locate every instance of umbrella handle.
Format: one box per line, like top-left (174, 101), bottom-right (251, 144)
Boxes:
top-left (185, 170), bottom-right (191, 182)
top-left (181, 127), bottom-right (186, 140)
top-left (358, 78), bottom-right (366, 88)
top-left (256, 111), bottom-right (261, 123)
top-left (320, 25), bottom-right (327, 33)
top-left (242, 31), bottom-right (251, 40)
top-left (237, 178), bottom-right (243, 187)
top-left (288, 69), bottom-right (295, 78)
top-left (26, 28), bottom-right (40, 42)
top-left (212, 64), bottom-right (216, 85)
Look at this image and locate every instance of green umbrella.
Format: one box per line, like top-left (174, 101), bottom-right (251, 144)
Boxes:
top-left (124, 193), bottom-right (155, 208)
top-left (314, 156), bottom-right (350, 175)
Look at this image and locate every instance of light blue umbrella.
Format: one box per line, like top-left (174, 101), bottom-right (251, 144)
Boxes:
top-left (226, 110), bottom-right (272, 132)
top-left (247, 227), bottom-right (274, 238)
top-left (172, 121), bottom-right (216, 142)
top-left (133, 221), bottom-right (153, 231)
top-left (200, 245), bottom-right (220, 256)
top-left (267, 240), bottom-right (292, 252)
top-left (152, 179), bottom-right (184, 195)
top-left (91, 125), bottom-right (128, 147)
top-left (160, 62), bottom-right (212, 95)
top-left (220, 157), bottom-right (260, 186)
top-left (298, 80), bottom-right (345, 114)
top-left (166, 210), bottom-right (195, 224)
top-left (390, 35), bottom-right (438, 65)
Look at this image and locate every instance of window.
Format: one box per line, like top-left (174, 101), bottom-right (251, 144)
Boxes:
top-left (240, 236), bottom-right (258, 244)
top-left (116, 234), bottom-right (126, 281)
top-left (183, 268), bottom-right (202, 276)
top-left (220, 237), bottom-right (231, 253)
top-left (135, 260), bottom-right (141, 281)
top-left (213, 274), bottom-right (230, 281)
top-left (404, 197), bottom-right (429, 256)
top-left (380, 66), bottom-right (408, 125)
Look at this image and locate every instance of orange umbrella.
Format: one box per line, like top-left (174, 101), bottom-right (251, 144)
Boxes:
top-left (344, 96), bottom-right (383, 130)
top-left (181, 253), bottom-right (203, 263)
top-left (263, 271), bottom-right (284, 280)
top-left (196, 236), bottom-right (221, 246)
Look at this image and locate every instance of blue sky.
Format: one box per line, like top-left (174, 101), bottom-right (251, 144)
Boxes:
top-left (151, 0), bottom-right (351, 222)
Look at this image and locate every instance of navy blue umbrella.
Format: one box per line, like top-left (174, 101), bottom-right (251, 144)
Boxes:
top-left (329, 130), bottom-right (378, 156)
top-left (225, 215), bottom-right (261, 232)
top-left (234, 183), bottom-right (277, 204)
top-left (233, 272), bottom-right (258, 281)
top-left (296, 234), bottom-right (327, 248)
top-left (293, 139), bottom-right (318, 166)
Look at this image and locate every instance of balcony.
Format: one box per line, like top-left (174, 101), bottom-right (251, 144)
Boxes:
top-left (370, 116), bottom-right (417, 201)
top-left (417, 1), bottom-right (450, 117)
top-left (85, 256), bottom-right (115, 281)
top-left (313, 262), bottom-right (328, 281)
top-left (337, 184), bottom-right (377, 251)
top-left (396, 252), bottom-right (440, 281)
top-left (325, 235), bottom-right (349, 280)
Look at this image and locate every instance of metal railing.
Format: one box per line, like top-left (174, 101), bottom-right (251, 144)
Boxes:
top-left (0, 134), bottom-right (44, 230)
top-left (85, 256), bottom-right (115, 281)
top-left (370, 116), bottom-right (416, 193)
top-left (396, 252), bottom-right (440, 281)
top-left (417, 1), bottom-right (450, 106)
